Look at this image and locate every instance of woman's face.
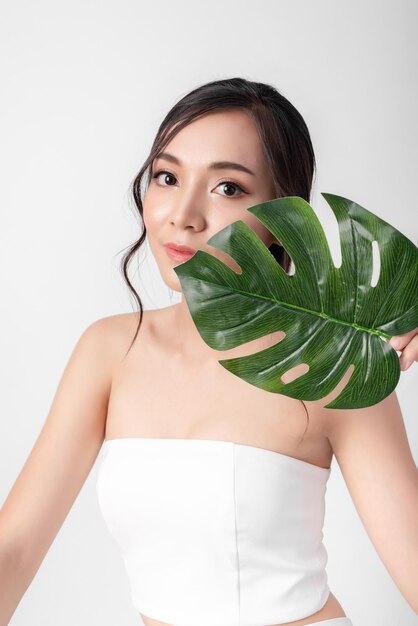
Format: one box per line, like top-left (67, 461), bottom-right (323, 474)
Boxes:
top-left (143, 109), bottom-right (279, 293)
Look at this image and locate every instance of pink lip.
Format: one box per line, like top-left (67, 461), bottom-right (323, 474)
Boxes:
top-left (164, 242), bottom-right (196, 253)
top-left (164, 246), bottom-right (195, 262)
top-left (164, 242), bottom-right (196, 262)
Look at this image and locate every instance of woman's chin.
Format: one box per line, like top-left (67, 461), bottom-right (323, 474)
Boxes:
top-left (162, 276), bottom-right (183, 294)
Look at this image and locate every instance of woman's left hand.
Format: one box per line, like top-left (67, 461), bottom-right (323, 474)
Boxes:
top-left (388, 329), bottom-right (418, 371)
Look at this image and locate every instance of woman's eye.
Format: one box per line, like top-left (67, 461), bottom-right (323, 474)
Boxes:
top-left (151, 169), bottom-right (248, 198)
top-left (152, 170), bottom-right (177, 186)
top-left (215, 181), bottom-right (247, 198)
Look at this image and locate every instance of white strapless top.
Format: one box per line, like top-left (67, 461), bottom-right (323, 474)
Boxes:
top-left (95, 437), bottom-right (332, 626)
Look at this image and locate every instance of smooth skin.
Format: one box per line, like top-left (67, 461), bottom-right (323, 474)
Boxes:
top-left (0, 110), bottom-right (417, 626)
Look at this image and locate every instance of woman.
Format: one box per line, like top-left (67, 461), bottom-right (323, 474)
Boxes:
top-left (1, 77), bottom-right (417, 626)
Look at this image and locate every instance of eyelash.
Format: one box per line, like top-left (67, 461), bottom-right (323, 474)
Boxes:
top-left (151, 169), bottom-right (248, 198)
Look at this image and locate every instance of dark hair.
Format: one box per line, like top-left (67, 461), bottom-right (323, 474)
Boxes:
top-left (120, 77), bottom-right (317, 440)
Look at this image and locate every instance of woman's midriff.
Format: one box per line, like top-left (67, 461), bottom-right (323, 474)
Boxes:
top-left (138, 590), bottom-right (347, 626)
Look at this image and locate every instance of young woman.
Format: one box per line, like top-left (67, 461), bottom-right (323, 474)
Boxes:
top-left (1, 77), bottom-right (417, 626)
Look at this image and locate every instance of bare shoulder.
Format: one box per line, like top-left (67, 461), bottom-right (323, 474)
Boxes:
top-left (303, 367), bottom-right (417, 511)
top-left (89, 310), bottom-right (149, 365)
top-left (307, 370), bottom-right (416, 476)
top-left (93, 305), bottom-right (188, 360)
top-left (89, 310), bottom-right (142, 341)
top-left (300, 366), bottom-right (412, 461)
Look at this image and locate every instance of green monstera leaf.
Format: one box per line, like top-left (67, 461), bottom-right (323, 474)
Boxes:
top-left (173, 193), bottom-right (418, 410)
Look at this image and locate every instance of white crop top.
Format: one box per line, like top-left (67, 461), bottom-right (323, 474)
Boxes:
top-left (96, 437), bottom-right (332, 626)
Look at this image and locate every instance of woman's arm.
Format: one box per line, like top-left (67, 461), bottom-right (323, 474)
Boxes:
top-left (309, 373), bottom-right (418, 614)
top-left (0, 315), bottom-right (126, 624)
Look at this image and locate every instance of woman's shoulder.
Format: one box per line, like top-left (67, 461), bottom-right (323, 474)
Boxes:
top-left (88, 307), bottom-right (171, 356)
top-left (88, 310), bottom-right (148, 347)
top-left (92, 310), bottom-right (148, 332)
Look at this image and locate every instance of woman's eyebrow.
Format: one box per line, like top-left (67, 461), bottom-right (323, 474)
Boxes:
top-left (154, 151), bottom-right (255, 176)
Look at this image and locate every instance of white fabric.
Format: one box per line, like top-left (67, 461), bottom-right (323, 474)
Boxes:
top-left (96, 437), bottom-right (332, 626)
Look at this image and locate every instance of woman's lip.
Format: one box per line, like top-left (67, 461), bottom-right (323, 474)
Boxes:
top-left (164, 242), bottom-right (196, 254)
top-left (164, 246), bottom-right (195, 262)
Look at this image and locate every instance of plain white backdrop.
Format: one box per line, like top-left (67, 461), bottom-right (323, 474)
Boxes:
top-left (1, 1), bottom-right (417, 624)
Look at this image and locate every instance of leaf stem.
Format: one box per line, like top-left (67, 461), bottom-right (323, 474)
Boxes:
top-left (239, 290), bottom-right (393, 340)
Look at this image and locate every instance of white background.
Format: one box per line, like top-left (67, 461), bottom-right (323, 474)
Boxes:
top-left (1, 1), bottom-right (417, 624)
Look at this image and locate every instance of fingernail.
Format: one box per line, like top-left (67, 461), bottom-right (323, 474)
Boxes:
top-left (391, 338), bottom-right (402, 349)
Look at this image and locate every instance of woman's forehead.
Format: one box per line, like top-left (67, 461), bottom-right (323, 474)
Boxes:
top-left (160, 110), bottom-right (266, 171)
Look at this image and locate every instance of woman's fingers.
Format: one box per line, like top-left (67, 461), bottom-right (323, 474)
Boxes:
top-left (388, 329), bottom-right (418, 371)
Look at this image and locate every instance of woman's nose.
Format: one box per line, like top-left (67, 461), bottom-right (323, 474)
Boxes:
top-left (168, 186), bottom-right (207, 230)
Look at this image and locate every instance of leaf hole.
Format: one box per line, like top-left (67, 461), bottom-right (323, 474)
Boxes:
top-left (207, 246), bottom-right (243, 274)
top-left (316, 195), bottom-right (342, 268)
top-left (287, 258), bottom-right (296, 276)
top-left (280, 362), bottom-right (310, 384)
top-left (371, 240), bottom-right (380, 287)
